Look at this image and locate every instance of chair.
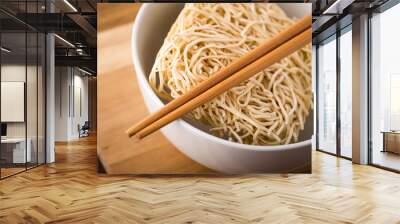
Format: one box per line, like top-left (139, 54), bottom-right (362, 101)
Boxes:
top-left (79, 121), bottom-right (90, 138)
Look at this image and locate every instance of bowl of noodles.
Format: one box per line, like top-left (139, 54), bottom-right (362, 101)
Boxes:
top-left (132, 3), bottom-right (313, 173)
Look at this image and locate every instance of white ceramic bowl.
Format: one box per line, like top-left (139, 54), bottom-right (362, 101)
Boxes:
top-left (132, 3), bottom-right (313, 173)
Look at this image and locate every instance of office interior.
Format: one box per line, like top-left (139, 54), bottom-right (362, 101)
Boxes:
top-left (313, 0), bottom-right (400, 172)
top-left (0, 0), bottom-right (97, 179)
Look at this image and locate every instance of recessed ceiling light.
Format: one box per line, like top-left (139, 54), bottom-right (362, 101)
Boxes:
top-left (63, 0), bottom-right (78, 12)
top-left (78, 67), bottom-right (93, 76)
top-left (1, 47), bottom-right (11, 53)
top-left (323, 0), bottom-right (355, 15)
top-left (54, 34), bottom-right (75, 48)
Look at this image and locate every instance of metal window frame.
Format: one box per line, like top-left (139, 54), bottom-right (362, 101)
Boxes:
top-left (315, 23), bottom-right (353, 161)
top-left (315, 0), bottom-right (400, 172)
top-left (0, 0), bottom-right (47, 180)
top-left (336, 25), bottom-right (341, 158)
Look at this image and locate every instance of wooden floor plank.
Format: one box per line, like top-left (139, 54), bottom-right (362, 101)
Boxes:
top-left (0, 135), bottom-right (400, 223)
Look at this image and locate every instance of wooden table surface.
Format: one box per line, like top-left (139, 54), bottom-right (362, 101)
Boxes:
top-left (97, 4), bottom-right (213, 174)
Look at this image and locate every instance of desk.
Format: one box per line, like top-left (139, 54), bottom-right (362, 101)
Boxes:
top-left (1, 138), bottom-right (31, 163)
top-left (381, 131), bottom-right (400, 154)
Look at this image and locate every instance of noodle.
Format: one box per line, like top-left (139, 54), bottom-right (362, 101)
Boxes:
top-left (149, 3), bottom-right (312, 145)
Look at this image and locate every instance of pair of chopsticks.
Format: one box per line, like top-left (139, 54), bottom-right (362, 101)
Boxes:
top-left (127, 15), bottom-right (312, 140)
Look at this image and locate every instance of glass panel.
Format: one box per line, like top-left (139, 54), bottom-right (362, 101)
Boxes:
top-left (27, 31), bottom-right (38, 169)
top-left (38, 32), bottom-right (45, 165)
top-left (371, 3), bottom-right (400, 171)
top-left (26, 0), bottom-right (39, 169)
top-left (1, 30), bottom-right (27, 177)
top-left (318, 37), bottom-right (337, 154)
top-left (0, 1), bottom-right (46, 178)
top-left (340, 29), bottom-right (352, 158)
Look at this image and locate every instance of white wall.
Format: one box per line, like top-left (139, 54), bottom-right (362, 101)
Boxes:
top-left (1, 65), bottom-right (39, 138)
top-left (55, 67), bottom-right (70, 141)
top-left (72, 73), bottom-right (89, 138)
top-left (54, 67), bottom-right (89, 141)
top-left (1, 64), bottom-right (46, 164)
top-left (1, 65), bottom-right (26, 138)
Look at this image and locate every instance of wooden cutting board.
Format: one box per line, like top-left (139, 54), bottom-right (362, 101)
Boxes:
top-left (97, 3), bottom-right (214, 174)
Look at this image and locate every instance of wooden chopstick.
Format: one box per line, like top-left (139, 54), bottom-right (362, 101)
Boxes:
top-left (134, 27), bottom-right (312, 139)
top-left (126, 15), bottom-right (312, 138)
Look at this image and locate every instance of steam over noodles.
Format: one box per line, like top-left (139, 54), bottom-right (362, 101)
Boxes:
top-left (149, 3), bottom-right (312, 145)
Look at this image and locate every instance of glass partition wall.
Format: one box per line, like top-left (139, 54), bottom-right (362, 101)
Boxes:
top-left (317, 35), bottom-right (337, 155)
top-left (0, 2), bottom-right (46, 179)
top-left (370, 2), bottom-right (400, 171)
top-left (0, 31), bottom-right (27, 177)
top-left (339, 27), bottom-right (352, 159)
top-left (315, 0), bottom-right (400, 172)
top-left (316, 26), bottom-right (352, 159)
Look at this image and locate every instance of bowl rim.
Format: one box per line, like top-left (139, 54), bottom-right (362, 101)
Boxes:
top-left (131, 3), bottom-right (312, 152)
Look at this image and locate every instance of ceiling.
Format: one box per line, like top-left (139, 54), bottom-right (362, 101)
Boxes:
top-left (0, 0), bottom-right (97, 74)
top-left (311, 0), bottom-right (391, 43)
top-left (0, 0), bottom-right (395, 74)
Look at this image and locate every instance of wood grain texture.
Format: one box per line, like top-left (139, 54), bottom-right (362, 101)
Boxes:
top-left (97, 4), bottom-right (213, 174)
top-left (1, 135), bottom-right (400, 223)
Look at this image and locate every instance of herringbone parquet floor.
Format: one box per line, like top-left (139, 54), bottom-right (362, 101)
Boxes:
top-left (1, 135), bottom-right (400, 224)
